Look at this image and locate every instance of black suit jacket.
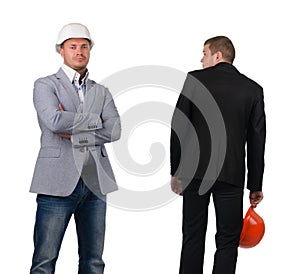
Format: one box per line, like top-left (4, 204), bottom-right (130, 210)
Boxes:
top-left (170, 62), bottom-right (266, 192)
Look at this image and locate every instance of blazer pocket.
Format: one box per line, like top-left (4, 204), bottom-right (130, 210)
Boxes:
top-left (38, 146), bottom-right (61, 158)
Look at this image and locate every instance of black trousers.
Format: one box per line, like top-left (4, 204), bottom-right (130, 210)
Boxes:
top-left (179, 180), bottom-right (244, 274)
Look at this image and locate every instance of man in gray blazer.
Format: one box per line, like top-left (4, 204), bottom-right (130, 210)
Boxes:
top-left (29, 23), bottom-right (121, 274)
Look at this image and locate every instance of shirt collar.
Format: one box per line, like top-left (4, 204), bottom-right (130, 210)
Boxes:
top-left (61, 64), bottom-right (89, 85)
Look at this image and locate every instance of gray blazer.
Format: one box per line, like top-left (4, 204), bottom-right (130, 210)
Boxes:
top-left (30, 68), bottom-right (121, 197)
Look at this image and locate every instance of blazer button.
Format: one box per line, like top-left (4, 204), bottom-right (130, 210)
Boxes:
top-left (79, 148), bottom-right (85, 153)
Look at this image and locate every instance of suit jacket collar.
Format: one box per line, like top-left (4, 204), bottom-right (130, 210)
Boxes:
top-left (56, 68), bottom-right (95, 88)
top-left (56, 67), bottom-right (73, 84)
top-left (214, 62), bottom-right (240, 74)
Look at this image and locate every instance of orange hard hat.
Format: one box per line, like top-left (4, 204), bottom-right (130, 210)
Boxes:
top-left (239, 206), bottom-right (265, 248)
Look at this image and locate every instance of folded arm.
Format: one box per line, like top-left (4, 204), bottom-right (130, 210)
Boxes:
top-left (33, 79), bottom-right (102, 135)
top-left (72, 90), bottom-right (121, 147)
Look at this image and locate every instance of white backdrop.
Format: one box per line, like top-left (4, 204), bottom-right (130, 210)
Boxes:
top-left (1, 0), bottom-right (299, 273)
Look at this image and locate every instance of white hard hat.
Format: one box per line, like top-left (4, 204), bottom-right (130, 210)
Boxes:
top-left (55, 23), bottom-right (94, 53)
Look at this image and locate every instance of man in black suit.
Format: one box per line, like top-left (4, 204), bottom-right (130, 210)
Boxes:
top-left (170, 36), bottom-right (266, 274)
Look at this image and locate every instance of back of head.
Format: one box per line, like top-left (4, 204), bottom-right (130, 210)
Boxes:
top-left (204, 36), bottom-right (235, 63)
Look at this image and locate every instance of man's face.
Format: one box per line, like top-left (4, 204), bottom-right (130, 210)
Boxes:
top-left (60, 38), bottom-right (90, 73)
top-left (201, 44), bottom-right (217, 69)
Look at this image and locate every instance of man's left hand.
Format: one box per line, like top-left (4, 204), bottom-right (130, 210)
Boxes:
top-left (249, 191), bottom-right (264, 208)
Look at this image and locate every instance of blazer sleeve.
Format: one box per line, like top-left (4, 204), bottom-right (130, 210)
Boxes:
top-left (72, 88), bottom-right (121, 147)
top-left (33, 78), bottom-right (102, 135)
top-left (170, 74), bottom-right (194, 176)
top-left (246, 87), bottom-right (266, 192)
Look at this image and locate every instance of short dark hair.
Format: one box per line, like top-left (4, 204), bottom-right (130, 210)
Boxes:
top-left (204, 36), bottom-right (235, 63)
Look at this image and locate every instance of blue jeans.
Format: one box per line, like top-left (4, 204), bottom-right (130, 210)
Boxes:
top-left (30, 178), bottom-right (107, 274)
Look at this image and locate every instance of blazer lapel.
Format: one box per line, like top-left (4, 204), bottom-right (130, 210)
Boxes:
top-left (55, 68), bottom-right (81, 111)
top-left (83, 80), bottom-right (97, 113)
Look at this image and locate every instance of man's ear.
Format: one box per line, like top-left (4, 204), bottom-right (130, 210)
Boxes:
top-left (60, 47), bottom-right (64, 58)
top-left (215, 51), bottom-right (223, 62)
